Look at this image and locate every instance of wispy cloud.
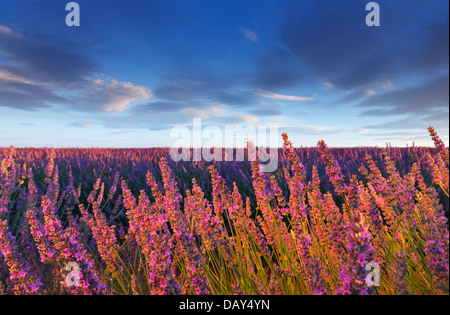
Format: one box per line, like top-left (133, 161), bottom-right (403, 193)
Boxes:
top-left (78, 76), bottom-right (152, 112)
top-left (321, 82), bottom-right (335, 88)
top-left (240, 28), bottom-right (259, 42)
top-left (257, 91), bottom-right (314, 101)
top-left (0, 25), bottom-right (22, 38)
top-left (179, 106), bottom-right (229, 120)
top-left (0, 70), bottom-right (32, 84)
top-left (237, 114), bottom-right (259, 124)
top-left (362, 111), bottom-right (450, 131)
top-left (0, 26), bottom-right (152, 113)
top-left (250, 108), bottom-right (283, 116)
top-left (284, 125), bottom-right (370, 136)
top-left (357, 76), bottom-right (449, 117)
top-left (69, 121), bottom-right (92, 129)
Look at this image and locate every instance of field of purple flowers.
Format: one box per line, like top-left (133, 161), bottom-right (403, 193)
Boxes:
top-left (0, 128), bottom-right (448, 295)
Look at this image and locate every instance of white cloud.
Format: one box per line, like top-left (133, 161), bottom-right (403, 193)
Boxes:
top-left (258, 91), bottom-right (314, 101)
top-left (0, 25), bottom-right (23, 38)
top-left (0, 70), bottom-right (32, 84)
top-left (80, 75), bottom-right (152, 112)
top-left (321, 82), bottom-right (335, 88)
top-left (1, 25), bottom-right (152, 113)
top-left (179, 105), bottom-right (229, 119)
top-left (365, 81), bottom-right (393, 95)
top-left (240, 28), bottom-right (259, 42)
top-left (238, 114), bottom-right (260, 124)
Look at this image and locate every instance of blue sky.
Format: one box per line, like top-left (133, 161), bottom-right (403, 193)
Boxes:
top-left (0, 0), bottom-right (448, 148)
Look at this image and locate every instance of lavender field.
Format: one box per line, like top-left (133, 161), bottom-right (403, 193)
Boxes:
top-left (0, 128), bottom-right (448, 295)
